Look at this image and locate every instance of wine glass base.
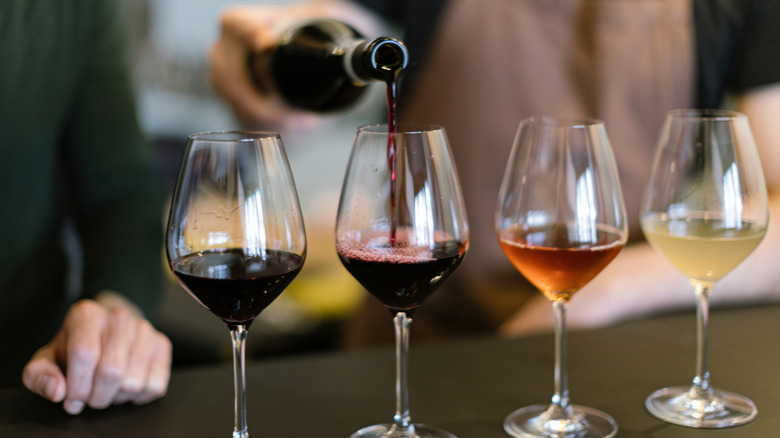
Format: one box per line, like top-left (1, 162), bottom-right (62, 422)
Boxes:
top-left (504, 404), bottom-right (617, 438)
top-left (645, 386), bottom-right (757, 428)
top-left (349, 423), bottom-right (457, 438)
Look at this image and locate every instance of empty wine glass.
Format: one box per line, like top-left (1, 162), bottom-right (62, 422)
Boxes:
top-left (496, 117), bottom-right (627, 438)
top-left (166, 131), bottom-right (306, 438)
top-left (641, 109), bottom-right (768, 428)
top-left (335, 124), bottom-right (469, 438)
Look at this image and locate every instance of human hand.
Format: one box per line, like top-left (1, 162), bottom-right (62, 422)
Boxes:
top-left (209, 0), bottom-right (382, 130)
top-left (209, 3), bottom-right (307, 130)
top-left (22, 292), bottom-right (172, 415)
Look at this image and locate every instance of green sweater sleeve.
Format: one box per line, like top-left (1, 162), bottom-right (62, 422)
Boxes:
top-left (62, 0), bottom-right (164, 317)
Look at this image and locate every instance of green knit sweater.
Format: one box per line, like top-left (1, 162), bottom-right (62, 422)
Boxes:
top-left (0, 0), bottom-right (164, 386)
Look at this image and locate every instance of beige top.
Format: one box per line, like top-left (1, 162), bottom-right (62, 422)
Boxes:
top-left (346, 0), bottom-right (695, 344)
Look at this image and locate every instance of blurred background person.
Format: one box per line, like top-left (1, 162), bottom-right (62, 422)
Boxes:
top-left (1, 0), bottom-right (171, 414)
top-left (208, 0), bottom-right (780, 346)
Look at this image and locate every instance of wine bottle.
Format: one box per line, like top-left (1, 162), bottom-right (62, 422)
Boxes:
top-left (248, 19), bottom-right (408, 112)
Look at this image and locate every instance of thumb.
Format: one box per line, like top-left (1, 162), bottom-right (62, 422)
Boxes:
top-left (22, 341), bottom-right (67, 403)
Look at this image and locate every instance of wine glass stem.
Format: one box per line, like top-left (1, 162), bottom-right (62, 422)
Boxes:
top-left (692, 282), bottom-right (713, 394)
top-left (392, 312), bottom-right (414, 435)
top-left (552, 300), bottom-right (571, 411)
top-left (231, 325), bottom-right (249, 438)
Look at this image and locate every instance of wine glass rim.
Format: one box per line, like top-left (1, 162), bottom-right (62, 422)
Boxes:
top-left (188, 130), bottom-right (281, 142)
top-left (666, 108), bottom-right (746, 120)
top-left (358, 123), bottom-right (445, 134)
top-left (521, 116), bottom-right (605, 129)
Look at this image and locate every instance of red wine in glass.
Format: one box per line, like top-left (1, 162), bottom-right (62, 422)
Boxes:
top-left (337, 230), bottom-right (465, 314)
top-left (171, 248), bottom-right (304, 330)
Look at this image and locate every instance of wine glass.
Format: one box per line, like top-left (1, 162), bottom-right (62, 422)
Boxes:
top-left (641, 109), bottom-right (768, 428)
top-left (165, 131), bottom-right (306, 438)
top-left (496, 117), bottom-right (627, 438)
top-left (335, 124), bottom-right (469, 438)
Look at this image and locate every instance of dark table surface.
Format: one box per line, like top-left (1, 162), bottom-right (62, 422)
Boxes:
top-left (1, 304), bottom-right (778, 438)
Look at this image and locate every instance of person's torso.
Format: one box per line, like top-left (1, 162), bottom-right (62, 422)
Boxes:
top-left (0, 0), bottom-right (105, 386)
top-left (401, 0), bottom-right (694, 277)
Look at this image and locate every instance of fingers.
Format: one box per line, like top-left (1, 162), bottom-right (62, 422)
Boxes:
top-left (30, 298), bottom-right (173, 415)
top-left (117, 318), bottom-right (154, 400)
top-left (61, 300), bottom-right (107, 414)
top-left (130, 331), bottom-right (172, 405)
top-left (219, 6), bottom-right (279, 52)
top-left (115, 320), bottom-right (172, 405)
top-left (22, 343), bottom-right (67, 403)
top-left (87, 306), bottom-right (138, 409)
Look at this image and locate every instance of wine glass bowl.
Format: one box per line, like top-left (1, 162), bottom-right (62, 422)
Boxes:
top-left (166, 131), bottom-right (306, 438)
top-left (641, 109), bottom-right (768, 428)
top-left (336, 124), bottom-right (468, 438)
top-left (336, 227), bottom-right (465, 314)
top-left (496, 117), bottom-right (627, 438)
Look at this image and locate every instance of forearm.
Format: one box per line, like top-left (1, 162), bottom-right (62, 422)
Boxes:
top-left (710, 193), bottom-right (780, 306)
top-left (499, 239), bottom-right (691, 336)
top-left (62, 0), bottom-right (164, 316)
top-left (501, 194), bottom-right (780, 336)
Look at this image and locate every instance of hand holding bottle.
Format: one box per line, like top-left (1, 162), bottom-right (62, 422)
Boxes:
top-left (209, 1), bottom-right (389, 131)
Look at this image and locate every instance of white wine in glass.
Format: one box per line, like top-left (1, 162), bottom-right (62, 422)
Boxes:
top-left (496, 117), bottom-right (627, 438)
top-left (641, 109), bottom-right (769, 428)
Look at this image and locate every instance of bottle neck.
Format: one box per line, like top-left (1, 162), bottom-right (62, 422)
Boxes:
top-left (346, 37), bottom-right (408, 84)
